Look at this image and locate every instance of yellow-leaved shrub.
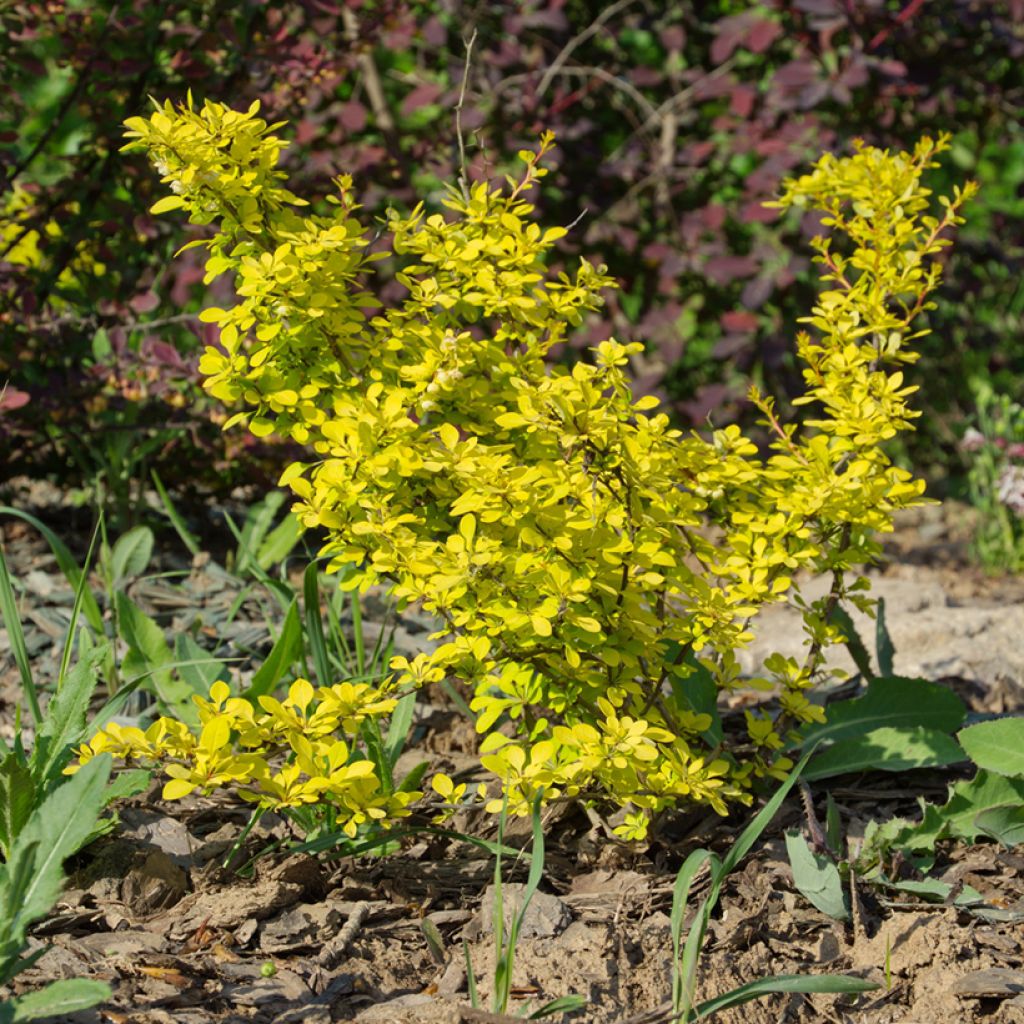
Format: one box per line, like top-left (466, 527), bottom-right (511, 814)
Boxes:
top-left (102, 97), bottom-right (974, 840)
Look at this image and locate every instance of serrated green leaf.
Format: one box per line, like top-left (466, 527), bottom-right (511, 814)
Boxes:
top-left (958, 717), bottom-right (1024, 778)
top-left (785, 830), bottom-right (848, 919)
top-left (30, 644), bottom-right (106, 788)
top-left (9, 978), bottom-right (111, 1021)
top-left (1, 756), bottom-right (111, 955)
top-left (804, 726), bottom-right (966, 781)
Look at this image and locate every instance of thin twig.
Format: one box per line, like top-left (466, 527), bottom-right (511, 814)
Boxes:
top-left (455, 30), bottom-right (478, 203)
top-left (536, 0), bottom-right (640, 100)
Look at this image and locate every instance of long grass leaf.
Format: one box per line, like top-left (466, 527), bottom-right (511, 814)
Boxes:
top-left (0, 546), bottom-right (41, 727)
top-left (0, 507), bottom-right (103, 634)
top-left (151, 470), bottom-right (201, 556)
top-left (303, 562), bottom-right (332, 687)
top-left (694, 973), bottom-right (878, 1019)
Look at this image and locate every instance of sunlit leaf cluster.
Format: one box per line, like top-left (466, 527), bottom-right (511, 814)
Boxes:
top-left (113, 98), bottom-right (972, 839)
top-left (72, 680), bottom-right (415, 837)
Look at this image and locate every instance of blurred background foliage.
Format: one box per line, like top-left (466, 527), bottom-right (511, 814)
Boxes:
top-left (1, 0), bottom-right (1022, 535)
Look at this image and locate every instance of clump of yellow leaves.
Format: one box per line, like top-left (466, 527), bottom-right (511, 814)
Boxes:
top-left (116, 98), bottom-right (974, 840)
top-left (71, 681), bottom-right (415, 836)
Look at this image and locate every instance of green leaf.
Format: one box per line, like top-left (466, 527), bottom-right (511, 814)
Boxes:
top-left (958, 717), bottom-right (1024, 778)
top-left (804, 726), bottom-right (966, 781)
top-left (383, 689), bottom-right (417, 770)
top-left (973, 805), bottom-right (1024, 848)
top-left (872, 771), bottom-right (1024, 859)
top-left (875, 597), bottom-right (895, 678)
top-left (256, 512), bottom-right (303, 571)
top-left (0, 753), bottom-right (35, 860)
top-left (303, 563), bottom-right (332, 688)
top-left (694, 974), bottom-right (878, 1019)
top-left (0, 508), bottom-right (103, 634)
top-left (528, 994), bottom-right (587, 1018)
top-left (802, 677), bottom-right (966, 747)
top-left (108, 526), bottom-right (154, 581)
top-left (0, 755), bottom-right (112, 966)
top-left (879, 877), bottom-right (985, 906)
top-left (831, 605), bottom-right (874, 680)
top-left (174, 634), bottom-right (224, 699)
top-left (244, 600), bottom-right (301, 701)
top-left (785, 830), bottom-right (848, 919)
top-left (30, 644), bottom-right (106, 789)
top-left (103, 768), bottom-right (152, 806)
top-left (0, 545), bottom-right (42, 728)
top-left (151, 471), bottom-right (202, 557)
top-left (669, 652), bottom-right (723, 747)
top-left (116, 593), bottom-right (196, 724)
top-left (9, 978), bottom-right (111, 1021)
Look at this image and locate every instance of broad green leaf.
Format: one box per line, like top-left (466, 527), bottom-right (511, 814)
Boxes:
top-left (879, 877), bottom-right (985, 906)
top-left (958, 717), bottom-right (1024, 778)
top-left (244, 600), bottom-right (301, 701)
top-left (256, 512), bottom-right (303, 571)
top-left (669, 651), bottom-right (723, 747)
top-left (869, 771), bottom-right (1024, 860)
top-left (116, 593), bottom-right (196, 724)
top-left (383, 689), bottom-right (417, 770)
top-left (804, 726), bottom-right (966, 781)
top-left (103, 768), bottom-right (151, 805)
top-left (694, 974), bottom-right (878, 1019)
top-left (785, 830), bottom-right (848, 919)
top-left (9, 978), bottom-right (111, 1021)
top-left (108, 526), bottom-right (153, 581)
top-left (174, 634), bottom-right (224, 698)
top-left (973, 805), bottom-right (1024, 848)
top-left (3, 756), bottom-right (111, 945)
top-left (802, 677), bottom-right (965, 747)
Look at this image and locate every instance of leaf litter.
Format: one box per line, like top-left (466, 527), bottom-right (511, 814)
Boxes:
top-left (2, 497), bottom-right (1024, 1022)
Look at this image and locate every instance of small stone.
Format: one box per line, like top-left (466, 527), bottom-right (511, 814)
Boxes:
top-left (952, 968), bottom-right (1024, 997)
top-left (478, 883), bottom-right (572, 939)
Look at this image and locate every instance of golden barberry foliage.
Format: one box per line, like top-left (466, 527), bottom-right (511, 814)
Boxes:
top-left (113, 97), bottom-right (974, 840)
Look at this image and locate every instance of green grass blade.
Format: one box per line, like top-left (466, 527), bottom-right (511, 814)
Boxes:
top-left (694, 973), bottom-right (878, 1019)
top-left (0, 507), bottom-right (103, 634)
top-left (303, 562), bottom-right (333, 687)
top-left (0, 546), bottom-right (42, 727)
top-left (151, 470), bottom-right (201, 556)
top-left (57, 519), bottom-right (101, 690)
top-left (670, 848), bottom-right (713, 1017)
top-left (528, 994), bottom-right (587, 1019)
